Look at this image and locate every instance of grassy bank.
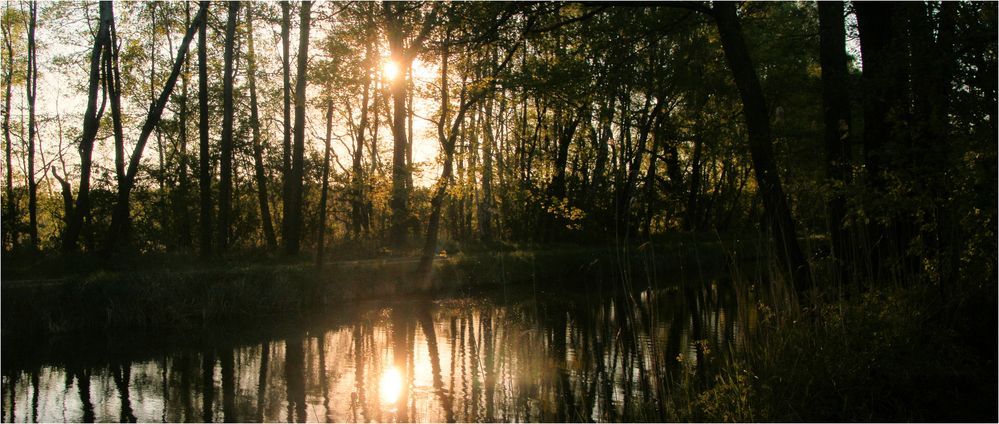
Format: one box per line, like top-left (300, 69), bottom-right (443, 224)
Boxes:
top-left (2, 241), bottom-right (744, 337)
top-left (664, 282), bottom-right (997, 422)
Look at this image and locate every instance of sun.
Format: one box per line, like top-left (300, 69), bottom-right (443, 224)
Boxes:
top-left (382, 60), bottom-right (400, 81)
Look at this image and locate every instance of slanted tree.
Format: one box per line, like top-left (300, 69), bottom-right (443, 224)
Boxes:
top-left (106, 1), bottom-right (209, 253)
top-left (712, 1), bottom-right (812, 293)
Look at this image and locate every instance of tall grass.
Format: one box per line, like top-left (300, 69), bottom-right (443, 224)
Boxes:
top-left (648, 232), bottom-right (998, 422)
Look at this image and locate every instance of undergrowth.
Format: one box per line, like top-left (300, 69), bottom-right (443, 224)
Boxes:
top-left (667, 283), bottom-right (997, 422)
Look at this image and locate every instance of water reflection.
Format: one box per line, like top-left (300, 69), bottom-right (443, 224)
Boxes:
top-left (2, 279), bottom-right (748, 422)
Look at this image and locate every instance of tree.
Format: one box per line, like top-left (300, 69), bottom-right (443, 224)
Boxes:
top-left (419, 6), bottom-right (526, 271)
top-left (174, 2), bottom-right (194, 250)
top-left (818, 1), bottom-right (853, 285)
top-left (106, 1), bottom-right (209, 252)
top-left (280, 1), bottom-right (292, 246)
top-left (284, 0), bottom-right (312, 256)
top-left (317, 99), bottom-right (333, 265)
top-left (245, 2), bottom-right (277, 249)
top-left (24, 2), bottom-right (37, 250)
top-left (712, 1), bottom-right (811, 293)
top-left (217, 1), bottom-right (240, 252)
top-left (197, 0), bottom-right (212, 257)
top-left (1, 7), bottom-right (15, 251)
top-left (383, 2), bottom-right (439, 247)
top-left (61, 1), bottom-right (111, 253)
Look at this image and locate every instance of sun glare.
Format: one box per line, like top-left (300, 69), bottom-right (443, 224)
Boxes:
top-left (382, 60), bottom-right (400, 81)
top-left (379, 367), bottom-right (403, 406)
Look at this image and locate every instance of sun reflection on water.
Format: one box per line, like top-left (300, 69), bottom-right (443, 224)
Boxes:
top-left (379, 366), bottom-right (403, 406)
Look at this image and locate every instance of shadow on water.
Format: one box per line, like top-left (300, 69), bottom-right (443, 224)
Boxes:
top-left (2, 273), bottom-right (747, 422)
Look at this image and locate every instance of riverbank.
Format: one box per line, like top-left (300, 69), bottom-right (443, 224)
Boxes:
top-left (2, 240), bottom-right (750, 337)
top-left (670, 282), bottom-right (998, 422)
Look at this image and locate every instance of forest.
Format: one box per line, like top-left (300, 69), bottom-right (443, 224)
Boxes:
top-left (0, 1), bottom-right (996, 422)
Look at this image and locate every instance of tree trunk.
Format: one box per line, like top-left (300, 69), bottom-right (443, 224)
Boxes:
top-left (2, 10), bottom-right (14, 250)
top-left (856, 3), bottom-right (914, 283)
top-left (479, 86), bottom-right (495, 243)
top-left (198, 0), bottom-right (212, 257)
top-left (26, 2), bottom-right (37, 249)
top-left (175, 2), bottom-right (193, 249)
top-left (317, 100), bottom-right (334, 265)
top-left (550, 110), bottom-right (581, 201)
top-left (51, 168), bottom-right (73, 228)
top-left (617, 94), bottom-right (662, 238)
top-left (245, 3), bottom-right (277, 249)
top-left (352, 22), bottom-right (373, 238)
top-left (420, 38), bottom-right (462, 273)
top-left (818, 1), bottom-right (854, 285)
top-left (280, 1), bottom-right (292, 246)
top-left (218, 1), bottom-right (240, 252)
top-left (713, 2), bottom-right (811, 293)
top-left (62, 1), bottom-right (111, 252)
top-left (151, 3), bottom-right (166, 242)
top-left (105, 6), bottom-right (128, 238)
top-left (284, 0), bottom-right (311, 256)
top-left (385, 4), bottom-right (411, 247)
top-left (106, 2), bottom-right (208, 253)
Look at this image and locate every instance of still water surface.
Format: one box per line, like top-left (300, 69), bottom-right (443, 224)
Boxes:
top-left (2, 278), bottom-right (753, 422)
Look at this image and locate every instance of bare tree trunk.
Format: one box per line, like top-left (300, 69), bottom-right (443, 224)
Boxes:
top-left (62, 1), bottom-right (111, 252)
top-left (317, 100), bottom-right (333, 265)
top-left (280, 1), bottom-right (292, 246)
top-left (26, 2), bottom-right (37, 249)
top-left (106, 2), bottom-right (208, 253)
top-left (713, 2), bottom-right (812, 293)
top-left (2, 10), bottom-right (14, 250)
top-left (218, 1), bottom-right (240, 252)
top-left (284, 0), bottom-right (311, 256)
top-left (198, 0), bottom-right (212, 257)
top-left (245, 3), bottom-right (276, 249)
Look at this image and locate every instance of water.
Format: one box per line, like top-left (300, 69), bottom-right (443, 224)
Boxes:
top-left (2, 277), bottom-right (752, 422)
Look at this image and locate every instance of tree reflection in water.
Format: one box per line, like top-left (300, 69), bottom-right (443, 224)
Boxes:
top-left (2, 280), bottom-right (746, 422)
